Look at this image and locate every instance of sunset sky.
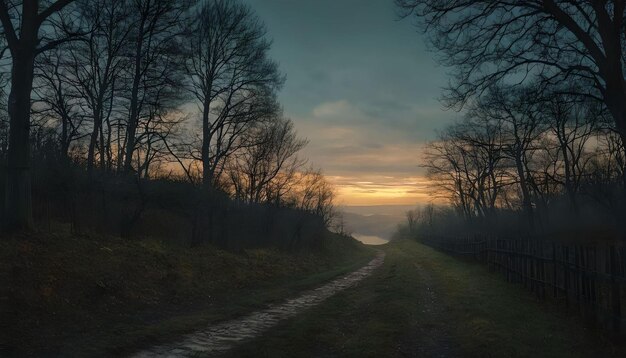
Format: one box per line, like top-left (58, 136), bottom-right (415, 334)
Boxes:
top-left (244, 0), bottom-right (456, 206)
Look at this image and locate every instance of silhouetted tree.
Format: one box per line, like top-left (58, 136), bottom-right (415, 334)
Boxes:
top-left (228, 117), bottom-right (307, 204)
top-left (472, 85), bottom-right (544, 227)
top-left (295, 169), bottom-right (336, 227)
top-left (121, 0), bottom-right (192, 173)
top-left (397, 1), bottom-right (626, 159)
top-left (62, 0), bottom-right (132, 174)
top-left (540, 91), bottom-right (600, 214)
top-left (421, 83), bottom-right (626, 235)
top-left (0, 0), bottom-right (83, 230)
top-left (34, 48), bottom-right (83, 161)
top-left (185, 0), bottom-right (284, 189)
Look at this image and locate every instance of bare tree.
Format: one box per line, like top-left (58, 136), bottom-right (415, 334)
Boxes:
top-left (470, 85), bottom-right (544, 227)
top-left (0, 0), bottom-right (84, 230)
top-left (397, 1), bottom-right (626, 160)
top-left (121, 0), bottom-right (192, 173)
top-left (34, 47), bottom-right (84, 160)
top-left (294, 169), bottom-right (336, 227)
top-left (587, 127), bottom-right (626, 213)
top-left (134, 86), bottom-right (186, 179)
top-left (422, 135), bottom-right (472, 219)
top-left (185, 0), bottom-right (284, 189)
top-left (228, 117), bottom-right (307, 204)
top-left (423, 84), bottom-right (551, 229)
top-left (450, 113), bottom-right (510, 218)
top-left (540, 92), bottom-right (600, 213)
top-left (419, 81), bottom-right (626, 235)
top-left (59, 0), bottom-right (133, 174)
top-left (423, 117), bottom-right (509, 222)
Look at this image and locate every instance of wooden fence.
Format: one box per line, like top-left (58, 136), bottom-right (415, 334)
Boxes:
top-left (421, 235), bottom-right (626, 334)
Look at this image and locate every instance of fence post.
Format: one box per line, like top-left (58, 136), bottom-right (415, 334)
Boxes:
top-left (552, 243), bottom-right (557, 298)
top-left (610, 246), bottom-right (621, 333)
top-left (580, 246), bottom-right (585, 309)
top-left (530, 241), bottom-right (537, 295)
top-left (564, 246), bottom-right (570, 308)
top-left (575, 246), bottom-right (581, 312)
top-left (591, 247), bottom-right (597, 323)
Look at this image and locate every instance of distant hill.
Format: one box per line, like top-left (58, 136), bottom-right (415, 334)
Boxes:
top-left (341, 205), bottom-right (418, 217)
top-left (340, 205), bottom-right (417, 240)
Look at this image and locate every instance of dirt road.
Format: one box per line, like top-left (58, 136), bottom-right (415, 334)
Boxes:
top-left (132, 252), bottom-right (385, 357)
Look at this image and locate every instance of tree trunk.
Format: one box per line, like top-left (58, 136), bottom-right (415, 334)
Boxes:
top-left (123, 16), bottom-right (146, 174)
top-left (60, 110), bottom-right (69, 160)
top-left (123, 97), bottom-right (139, 173)
top-left (86, 111), bottom-right (101, 175)
top-left (559, 138), bottom-right (579, 215)
top-left (605, 90), bottom-right (626, 193)
top-left (201, 100), bottom-right (212, 189)
top-left (98, 111), bottom-right (106, 171)
top-left (514, 151), bottom-right (534, 229)
top-left (4, 47), bottom-right (36, 230)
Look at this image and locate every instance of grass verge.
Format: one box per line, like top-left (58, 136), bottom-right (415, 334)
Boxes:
top-left (230, 239), bottom-right (626, 358)
top-left (0, 230), bottom-right (373, 357)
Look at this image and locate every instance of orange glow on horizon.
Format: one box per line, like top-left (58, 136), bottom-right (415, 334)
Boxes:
top-left (327, 175), bottom-right (443, 206)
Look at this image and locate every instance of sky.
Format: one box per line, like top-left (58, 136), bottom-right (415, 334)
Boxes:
top-left (243, 0), bottom-right (456, 206)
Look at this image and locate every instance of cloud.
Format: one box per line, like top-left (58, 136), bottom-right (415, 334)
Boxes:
top-left (239, 0), bottom-right (460, 205)
top-left (288, 99), bottom-right (443, 205)
top-left (312, 100), bottom-right (355, 119)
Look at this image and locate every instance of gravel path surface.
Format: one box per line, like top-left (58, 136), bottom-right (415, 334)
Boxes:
top-left (132, 251), bottom-right (385, 358)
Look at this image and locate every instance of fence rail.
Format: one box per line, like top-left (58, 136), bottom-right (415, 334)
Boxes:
top-left (421, 235), bottom-right (626, 334)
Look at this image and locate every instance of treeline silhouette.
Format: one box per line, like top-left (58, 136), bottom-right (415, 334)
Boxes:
top-left (397, 1), bottom-right (626, 241)
top-left (420, 85), bottom-right (623, 239)
top-left (395, 1), bottom-right (626, 335)
top-left (0, 0), bottom-right (336, 248)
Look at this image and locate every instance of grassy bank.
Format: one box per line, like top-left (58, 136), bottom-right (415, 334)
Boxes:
top-left (0, 231), bottom-right (373, 357)
top-left (231, 239), bottom-right (625, 358)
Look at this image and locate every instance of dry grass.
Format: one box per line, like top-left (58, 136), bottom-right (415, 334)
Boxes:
top-left (0, 230), bottom-right (372, 356)
top-left (230, 239), bottom-right (626, 358)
